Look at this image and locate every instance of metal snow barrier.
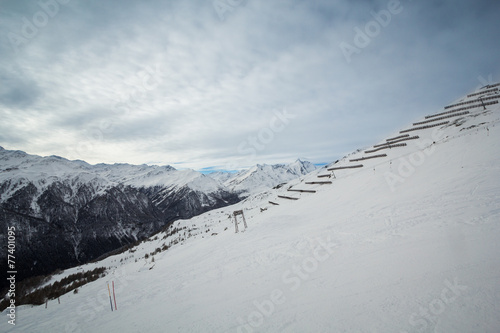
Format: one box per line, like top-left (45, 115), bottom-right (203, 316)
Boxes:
top-left (288, 188), bottom-right (317, 193)
top-left (327, 164), bottom-right (363, 171)
top-left (385, 134), bottom-right (410, 142)
top-left (413, 111), bottom-right (469, 126)
top-left (480, 83), bottom-right (500, 89)
top-left (465, 87), bottom-right (499, 99)
top-left (426, 100), bottom-right (498, 119)
top-left (374, 135), bottom-right (419, 148)
top-left (350, 154), bottom-right (387, 162)
top-left (305, 181), bottom-right (332, 185)
top-left (277, 195), bottom-right (299, 201)
top-left (399, 121), bottom-right (449, 134)
top-left (365, 143), bottom-right (407, 154)
top-left (317, 173), bottom-right (333, 178)
top-left (444, 94), bottom-right (498, 109)
top-left (233, 210), bottom-right (248, 233)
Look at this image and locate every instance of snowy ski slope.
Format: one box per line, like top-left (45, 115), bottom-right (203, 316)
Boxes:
top-left (2, 84), bottom-right (500, 332)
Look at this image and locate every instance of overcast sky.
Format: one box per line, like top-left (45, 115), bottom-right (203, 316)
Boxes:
top-left (1, 0), bottom-right (499, 171)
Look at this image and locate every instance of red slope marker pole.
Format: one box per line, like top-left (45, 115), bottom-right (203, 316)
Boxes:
top-left (112, 281), bottom-right (117, 310)
top-left (107, 282), bottom-right (113, 312)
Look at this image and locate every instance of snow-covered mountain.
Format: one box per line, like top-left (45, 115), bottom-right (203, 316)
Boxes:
top-left (0, 148), bottom-right (316, 287)
top-left (0, 151), bottom-right (241, 286)
top-left (3, 83), bottom-right (500, 332)
top-left (209, 159), bottom-right (317, 197)
top-left (205, 170), bottom-right (236, 184)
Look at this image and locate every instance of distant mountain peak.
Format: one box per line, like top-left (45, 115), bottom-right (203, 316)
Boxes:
top-left (210, 160), bottom-right (317, 198)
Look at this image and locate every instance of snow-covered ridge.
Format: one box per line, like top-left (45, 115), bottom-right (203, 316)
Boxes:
top-left (208, 159), bottom-right (317, 197)
top-left (0, 151), bottom-right (211, 199)
top-left (0, 149), bottom-right (317, 201)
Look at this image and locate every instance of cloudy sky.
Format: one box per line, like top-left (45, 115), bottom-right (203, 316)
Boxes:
top-left (1, 0), bottom-right (499, 171)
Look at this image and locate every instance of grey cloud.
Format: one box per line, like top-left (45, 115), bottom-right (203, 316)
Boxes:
top-left (0, 0), bottom-right (499, 169)
top-left (0, 77), bottom-right (40, 108)
top-left (0, 64), bottom-right (42, 108)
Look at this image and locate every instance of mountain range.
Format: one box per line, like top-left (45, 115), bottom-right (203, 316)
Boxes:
top-left (208, 160), bottom-right (317, 196)
top-left (0, 149), bottom-right (316, 288)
